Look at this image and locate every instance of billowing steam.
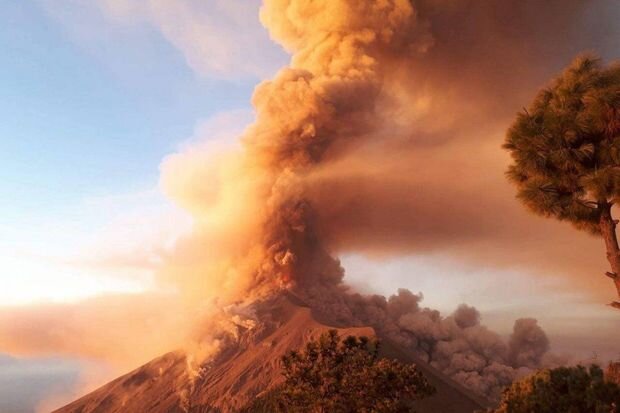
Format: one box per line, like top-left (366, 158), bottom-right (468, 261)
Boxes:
top-left (157, 0), bottom-right (589, 399)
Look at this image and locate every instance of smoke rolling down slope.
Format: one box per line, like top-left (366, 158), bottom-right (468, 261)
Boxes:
top-left (53, 294), bottom-right (488, 412)
top-left (52, 0), bottom-right (620, 411)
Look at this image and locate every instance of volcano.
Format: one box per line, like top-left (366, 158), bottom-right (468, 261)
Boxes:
top-left (53, 293), bottom-right (489, 413)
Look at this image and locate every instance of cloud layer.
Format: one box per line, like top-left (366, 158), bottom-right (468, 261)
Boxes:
top-left (46, 0), bottom-right (286, 79)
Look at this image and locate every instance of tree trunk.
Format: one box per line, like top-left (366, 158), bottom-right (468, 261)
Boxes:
top-left (598, 203), bottom-right (620, 309)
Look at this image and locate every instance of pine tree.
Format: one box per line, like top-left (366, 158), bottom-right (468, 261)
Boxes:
top-left (504, 54), bottom-right (620, 309)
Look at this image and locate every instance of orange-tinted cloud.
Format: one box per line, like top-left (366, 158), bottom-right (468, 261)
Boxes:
top-left (159, 0), bottom-right (620, 305)
top-left (0, 294), bottom-right (188, 369)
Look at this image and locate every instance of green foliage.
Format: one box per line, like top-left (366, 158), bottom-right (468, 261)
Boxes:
top-left (242, 330), bottom-right (435, 413)
top-left (490, 365), bottom-right (620, 413)
top-left (504, 55), bottom-right (620, 234)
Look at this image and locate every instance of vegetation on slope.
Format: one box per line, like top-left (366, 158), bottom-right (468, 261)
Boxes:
top-left (489, 365), bottom-right (620, 413)
top-left (240, 330), bottom-right (435, 413)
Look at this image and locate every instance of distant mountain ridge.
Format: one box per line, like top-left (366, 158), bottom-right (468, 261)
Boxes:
top-left (53, 294), bottom-right (488, 413)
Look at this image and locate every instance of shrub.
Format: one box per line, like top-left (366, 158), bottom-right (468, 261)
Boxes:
top-left (491, 365), bottom-right (620, 413)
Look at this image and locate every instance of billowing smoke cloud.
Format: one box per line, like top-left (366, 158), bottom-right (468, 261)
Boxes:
top-left (292, 286), bottom-right (558, 399)
top-left (160, 0), bottom-right (433, 305)
top-left (508, 318), bottom-right (550, 369)
top-left (162, 0), bottom-right (620, 308)
top-left (302, 0), bottom-right (620, 296)
top-left (157, 0), bottom-right (617, 399)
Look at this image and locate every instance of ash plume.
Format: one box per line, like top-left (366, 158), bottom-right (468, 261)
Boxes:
top-left (162, 0), bottom-right (620, 307)
top-left (161, 0), bottom-right (433, 304)
top-left (157, 0), bottom-right (612, 400)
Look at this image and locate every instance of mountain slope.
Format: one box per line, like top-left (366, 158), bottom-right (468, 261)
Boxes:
top-left (53, 295), bottom-right (487, 413)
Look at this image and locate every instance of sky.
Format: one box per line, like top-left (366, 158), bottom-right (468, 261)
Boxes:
top-left (0, 1), bottom-right (282, 410)
top-left (1, 1), bottom-right (620, 412)
top-left (0, 0), bottom-right (288, 307)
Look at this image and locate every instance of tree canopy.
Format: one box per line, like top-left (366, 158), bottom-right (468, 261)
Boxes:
top-left (241, 330), bottom-right (435, 413)
top-left (504, 55), bottom-right (620, 306)
top-left (490, 365), bottom-right (620, 413)
top-left (504, 55), bottom-right (620, 233)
